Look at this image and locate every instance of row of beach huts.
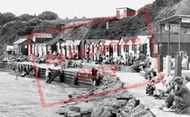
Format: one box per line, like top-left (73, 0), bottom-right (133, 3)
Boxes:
top-left (10, 33), bottom-right (152, 60)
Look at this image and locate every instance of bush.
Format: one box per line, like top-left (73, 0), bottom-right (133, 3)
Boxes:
top-left (38, 11), bottom-right (58, 20)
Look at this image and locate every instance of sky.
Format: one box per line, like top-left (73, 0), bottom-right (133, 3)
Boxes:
top-left (0, 0), bottom-right (155, 19)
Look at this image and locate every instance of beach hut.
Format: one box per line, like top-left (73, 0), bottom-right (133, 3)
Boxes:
top-left (13, 37), bottom-right (28, 55)
top-left (104, 40), bottom-right (112, 57)
top-left (32, 33), bottom-right (53, 57)
top-left (65, 40), bottom-right (74, 58)
top-left (79, 40), bottom-right (86, 59)
top-left (119, 37), bottom-right (133, 58)
top-left (86, 40), bottom-right (95, 60)
top-left (92, 40), bottom-right (102, 61)
top-left (104, 40), bottom-right (119, 58)
top-left (46, 38), bottom-right (60, 54)
top-left (73, 40), bottom-right (81, 59)
top-left (131, 36), bottom-right (150, 56)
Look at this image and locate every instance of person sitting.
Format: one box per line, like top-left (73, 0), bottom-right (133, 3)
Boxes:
top-left (120, 56), bottom-right (125, 65)
top-left (173, 77), bottom-right (190, 114)
top-left (161, 77), bottom-right (190, 115)
top-left (184, 76), bottom-right (190, 90)
top-left (113, 57), bottom-right (118, 64)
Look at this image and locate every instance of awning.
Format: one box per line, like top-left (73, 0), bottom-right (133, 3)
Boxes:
top-left (73, 40), bottom-right (81, 46)
top-left (131, 36), bottom-right (150, 45)
top-left (13, 38), bottom-right (27, 44)
top-left (110, 40), bottom-right (119, 45)
top-left (119, 38), bottom-right (131, 45)
top-left (137, 36), bottom-right (150, 44)
top-left (65, 40), bottom-right (74, 46)
top-left (104, 40), bottom-right (112, 45)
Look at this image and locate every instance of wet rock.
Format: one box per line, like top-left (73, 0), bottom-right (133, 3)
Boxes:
top-left (69, 106), bottom-right (81, 112)
top-left (67, 111), bottom-right (81, 117)
top-left (117, 92), bottom-right (133, 100)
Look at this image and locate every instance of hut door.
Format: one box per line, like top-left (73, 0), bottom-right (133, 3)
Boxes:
top-left (109, 45), bottom-right (113, 57)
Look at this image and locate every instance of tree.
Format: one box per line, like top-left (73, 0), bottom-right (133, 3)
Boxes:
top-left (0, 12), bottom-right (16, 25)
top-left (38, 11), bottom-right (58, 20)
top-left (18, 14), bottom-right (35, 21)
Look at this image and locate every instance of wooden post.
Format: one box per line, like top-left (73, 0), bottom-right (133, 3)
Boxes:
top-left (59, 71), bottom-right (64, 83)
top-left (178, 19), bottom-right (181, 54)
top-left (175, 54), bottom-right (182, 76)
top-left (168, 24), bottom-right (171, 55)
top-left (159, 23), bottom-right (163, 72)
top-left (174, 19), bottom-right (182, 76)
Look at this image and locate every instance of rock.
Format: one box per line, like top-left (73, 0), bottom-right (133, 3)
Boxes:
top-left (90, 106), bottom-right (104, 117)
top-left (142, 112), bottom-right (156, 117)
top-left (112, 100), bottom-right (127, 109)
top-left (67, 111), bottom-right (81, 117)
top-left (123, 98), bottom-right (136, 112)
top-left (129, 110), bottom-right (147, 117)
top-left (82, 114), bottom-right (91, 117)
top-left (91, 106), bottom-right (112, 117)
top-left (126, 104), bottom-right (154, 117)
top-left (69, 106), bottom-right (81, 112)
top-left (80, 105), bottom-right (93, 115)
top-left (100, 109), bottom-right (112, 117)
top-left (117, 92), bottom-right (133, 100)
top-left (104, 106), bottom-right (115, 112)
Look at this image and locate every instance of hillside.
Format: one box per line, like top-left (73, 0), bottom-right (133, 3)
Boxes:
top-left (1, 0), bottom-right (190, 53)
top-left (59, 0), bottom-right (190, 40)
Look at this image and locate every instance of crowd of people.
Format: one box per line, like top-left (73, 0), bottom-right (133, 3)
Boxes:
top-left (144, 71), bottom-right (190, 115)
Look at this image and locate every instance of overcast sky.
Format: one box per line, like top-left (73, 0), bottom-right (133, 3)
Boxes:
top-left (0, 0), bottom-right (155, 19)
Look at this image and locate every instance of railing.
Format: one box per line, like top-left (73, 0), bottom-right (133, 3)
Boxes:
top-left (46, 70), bottom-right (60, 83)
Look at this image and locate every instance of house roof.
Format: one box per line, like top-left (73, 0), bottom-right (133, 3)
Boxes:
top-left (120, 36), bottom-right (150, 45)
top-left (104, 40), bottom-right (119, 45)
top-left (160, 15), bottom-right (190, 24)
top-left (46, 38), bottom-right (60, 46)
top-left (13, 38), bottom-right (27, 45)
top-left (33, 33), bottom-right (53, 38)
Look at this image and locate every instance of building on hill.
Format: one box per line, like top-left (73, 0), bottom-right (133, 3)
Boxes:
top-left (116, 7), bottom-right (136, 19)
top-left (6, 45), bottom-right (14, 54)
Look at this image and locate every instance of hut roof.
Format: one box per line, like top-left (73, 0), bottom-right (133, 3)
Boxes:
top-left (13, 38), bottom-right (27, 45)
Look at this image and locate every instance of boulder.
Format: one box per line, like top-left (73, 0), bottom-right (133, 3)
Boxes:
top-left (69, 106), bottom-right (81, 112)
top-left (90, 106), bottom-right (104, 117)
top-left (67, 111), bottom-right (81, 117)
top-left (100, 109), bottom-right (112, 117)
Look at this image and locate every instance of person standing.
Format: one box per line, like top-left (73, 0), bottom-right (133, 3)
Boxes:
top-left (91, 67), bottom-right (98, 86)
top-left (45, 68), bottom-right (51, 82)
